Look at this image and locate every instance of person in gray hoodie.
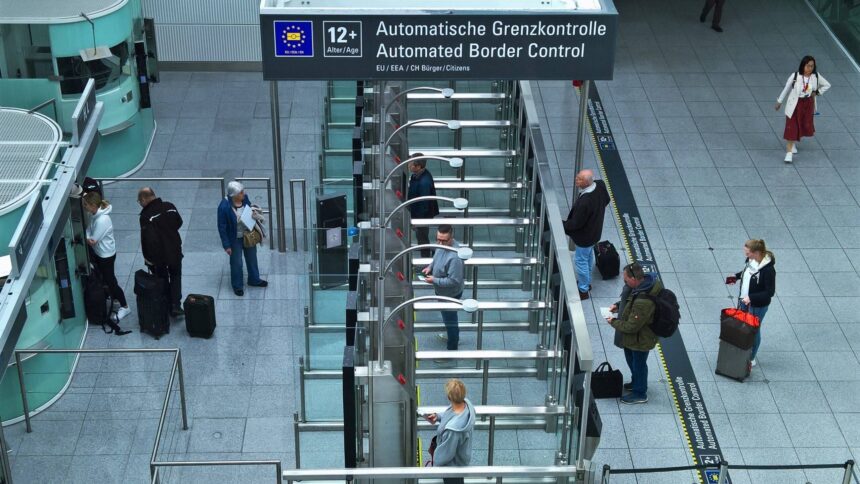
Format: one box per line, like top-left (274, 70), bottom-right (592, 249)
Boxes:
top-left (426, 379), bottom-right (476, 484)
top-left (421, 225), bottom-right (465, 350)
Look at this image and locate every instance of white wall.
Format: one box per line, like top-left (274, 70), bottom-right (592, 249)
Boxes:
top-left (142, 0), bottom-right (261, 63)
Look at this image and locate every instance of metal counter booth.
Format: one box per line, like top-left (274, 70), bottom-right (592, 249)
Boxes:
top-left (0, 0), bottom-right (157, 178)
top-left (259, 0), bottom-right (618, 482)
top-left (0, 89), bottom-right (103, 439)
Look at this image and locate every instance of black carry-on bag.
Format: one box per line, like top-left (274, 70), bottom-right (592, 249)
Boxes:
top-left (594, 241), bottom-right (620, 280)
top-left (184, 294), bottom-right (217, 338)
top-left (134, 269), bottom-right (170, 339)
top-left (590, 362), bottom-right (623, 398)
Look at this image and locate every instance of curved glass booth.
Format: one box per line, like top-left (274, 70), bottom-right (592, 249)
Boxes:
top-left (0, 108), bottom-right (89, 425)
top-left (0, 0), bottom-right (156, 178)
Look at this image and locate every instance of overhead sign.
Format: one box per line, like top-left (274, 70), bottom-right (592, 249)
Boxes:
top-left (260, 14), bottom-right (618, 80)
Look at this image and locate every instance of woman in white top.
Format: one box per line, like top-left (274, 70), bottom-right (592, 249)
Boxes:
top-left (775, 55), bottom-right (830, 163)
top-left (83, 192), bottom-right (132, 324)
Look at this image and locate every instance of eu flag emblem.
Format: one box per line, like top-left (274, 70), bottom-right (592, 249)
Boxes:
top-left (274, 20), bottom-right (313, 57)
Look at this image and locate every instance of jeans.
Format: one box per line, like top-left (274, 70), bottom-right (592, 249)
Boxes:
top-left (441, 292), bottom-right (462, 350)
top-left (153, 264), bottom-right (182, 309)
top-left (92, 254), bottom-right (127, 307)
top-left (574, 245), bottom-right (594, 293)
top-left (624, 348), bottom-right (649, 398)
top-left (739, 301), bottom-right (769, 359)
top-left (229, 237), bottom-right (262, 290)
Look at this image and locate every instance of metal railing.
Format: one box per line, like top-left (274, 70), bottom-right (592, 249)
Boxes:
top-left (95, 176), bottom-right (277, 250)
top-left (12, 348), bottom-right (188, 482)
top-left (289, 178), bottom-right (308, 251)
top-left (150, 460), bottom-right (282, 484)
top-left (601, 459), bottom-right (857, 484)
top-left (283, 465), bottom-right (579, 484)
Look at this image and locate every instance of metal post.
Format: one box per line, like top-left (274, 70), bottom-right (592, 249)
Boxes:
top-left (481, 360), bottom-right (489, 405)
top-left (299, 357), bottom-right (307, 422)
top-left (488, 415), bottom-right (496, 466)
top-left (269, 81), bottom-right (288, 253)
top-left (176, 351), bottom-right (188, 430)
top-left (573, 80), bottom-right (590, 200)
top-left (0, 413), bottom-right (13, 481)
top-left (15, 352), bottom-right (32, 433)
top-left (276, 461), bottom-right (283, 484)
top-left (716, 460), bottom-right (729, 484)
top-left (300, 179), bottom-right (308, 251)
top-left (304, 307), bottom-right (311, 370)
top-left (601, 465), bottom-right (611, 484)
top-left (289, 180), bottom-right (298, 250)
top-left (293, 413), bottom-right (302, 469)
top-left (266, 178), bottom-right (274, 250)
top-left (575, 370), bottom-right (592, 468)
top-left (841, 459), bottom-right (854, 484)
top-left (220, 178), bottom-right (226, 199)
top-left (475, 312), bottom-right (485, 370)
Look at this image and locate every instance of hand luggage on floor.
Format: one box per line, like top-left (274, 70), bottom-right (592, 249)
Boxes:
top-left (83, 270), bottom-right (118, 333)
top-left (715, 340), bottom-right (752, 382)
top-left (594, 241), bottom-right (620, 279)
top-left (590, 361), bottom-right (623, 398)
top-left (134, 269), bottom-right (170, 339)
top-left (720, 307), bottom-right (760, 350)
top-left (184, 294), bottom-right (216, 338)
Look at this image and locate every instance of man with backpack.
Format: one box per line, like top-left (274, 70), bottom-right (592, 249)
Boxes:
top-left (138, 187), bottom-right (184, 317)
top-left (606, 263), bottom-right (677, 405)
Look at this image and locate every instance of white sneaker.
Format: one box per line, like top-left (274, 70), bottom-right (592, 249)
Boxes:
top-left (750, 358), bottom-right (757, 367)
top-left (116, 306), bottom-right (132, 321)
top-left (436, 332), bottom-right (448, 342)
top-left (791, 145), bottom-right (797, 154)
top-left (784, 152), bottom-right (793, 163)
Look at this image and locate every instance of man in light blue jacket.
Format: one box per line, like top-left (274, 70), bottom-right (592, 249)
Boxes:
top-left (426, 379), bottom-right (476, 484)
top-left (421, 224), bottom-right (465, 350)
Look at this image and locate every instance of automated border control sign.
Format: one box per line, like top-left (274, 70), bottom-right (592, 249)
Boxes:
top-left (260, 12), bottom-right (618, 80)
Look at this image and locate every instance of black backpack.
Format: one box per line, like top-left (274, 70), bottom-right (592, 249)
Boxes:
top-left (638, 288), bottom-right (681, 338)
top-left (82, 269), bottom-right (118, 334)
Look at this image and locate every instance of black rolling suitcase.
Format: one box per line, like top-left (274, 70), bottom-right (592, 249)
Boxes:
top-left (134, 269), bottom-right (170, 339)
top-left (184, 294), bottom-right (216, 338)
top-left (594, 240), bottom-right (620, 279)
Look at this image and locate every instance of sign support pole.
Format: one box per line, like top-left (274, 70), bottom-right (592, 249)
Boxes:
top-left (269, 81), bottom-right (288, 252)
top-left (573, 80), bottom-right (590, 200)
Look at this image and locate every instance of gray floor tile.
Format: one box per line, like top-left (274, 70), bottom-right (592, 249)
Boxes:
top-left (66, 455), bottom-right (129, 484)
top-left (243, 417), bottom-right (294, 453)
top-left (782, 413), bottom-right (847, 448)
top-left (620, 413), bottom-right (684, 449)
top-left (769, 381), bottom-right (829, 414)
top-left (805, 351), bottom-right (860, 381)
top-left (188, 418), bottom-right (246, 453)
top-left (729, 414), bottom-right (791, 449)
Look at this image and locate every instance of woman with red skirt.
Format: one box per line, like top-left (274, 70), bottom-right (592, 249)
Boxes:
top-left (775, 55), bottom-right (830, 163)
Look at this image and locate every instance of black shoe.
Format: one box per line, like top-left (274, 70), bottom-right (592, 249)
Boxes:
top-left (248, 280), bottom-right (268, 287)
top-left (234, 289), bottom-right (244, 296)
top-left (699, 12), bottom-right (707, 22)
top-left (623, 382), bottom-right (633, 392)
top-left (579, 290), bottom-right (590, 301)
top-left (171, 306), bottom-right (185, 317)
top-left (711, 25), bottom-right (723, 32)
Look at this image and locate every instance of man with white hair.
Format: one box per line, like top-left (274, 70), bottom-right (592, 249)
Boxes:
top-left (563, 169), bottom-right (610, 300)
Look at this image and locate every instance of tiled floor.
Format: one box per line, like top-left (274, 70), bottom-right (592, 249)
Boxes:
top-left (5, 0), bottom-right (860, 482)
top-left (532, 0), bottom-right (860, 481)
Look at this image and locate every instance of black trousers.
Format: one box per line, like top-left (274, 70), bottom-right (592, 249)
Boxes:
top-left (701, 0), bottom-right (726, 26)
top-left (415, 227), bottom-right (432, 258)
top-left (153, 263), bottom-right (182, 308)
top-left (92, 254), bottom-right (127, 307)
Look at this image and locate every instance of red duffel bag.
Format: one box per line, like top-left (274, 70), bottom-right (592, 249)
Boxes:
top-left (719, 308), bottom-right (761, 350)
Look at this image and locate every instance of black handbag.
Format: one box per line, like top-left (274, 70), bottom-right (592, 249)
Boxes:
top-left (590, 362), bottom-right (623, 399)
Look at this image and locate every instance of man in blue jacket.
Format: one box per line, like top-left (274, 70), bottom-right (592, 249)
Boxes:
top-left (407, 156), bottom-right (439, 257)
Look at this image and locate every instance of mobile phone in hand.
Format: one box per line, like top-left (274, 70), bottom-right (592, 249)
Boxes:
top-left (725, 276), bottom-right (737, 284)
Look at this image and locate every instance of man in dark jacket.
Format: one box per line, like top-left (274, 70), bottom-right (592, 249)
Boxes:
top-left (564, 169), bottom-right (610, 300)
top-left (407, 155), bottom-right (440, 257)
top-left (607, 263), bottom-right (661, 405)
top-left (138, 187), bottom-right (184, 316)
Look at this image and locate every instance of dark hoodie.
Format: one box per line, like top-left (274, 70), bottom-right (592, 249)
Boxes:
top-left (140, 198), bottom-right (183, 266)
top-left (563, 180), bottom-right (611, 247)
top-left (610, 273), bottom-right (661, 352)
top-left (433, 398), bottom-right (476, 468)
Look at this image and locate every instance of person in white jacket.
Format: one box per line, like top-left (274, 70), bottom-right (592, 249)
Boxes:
top-left (775, 55), bottom-right (830, 163)
top-left (83, 192), bottom-right (132, 325)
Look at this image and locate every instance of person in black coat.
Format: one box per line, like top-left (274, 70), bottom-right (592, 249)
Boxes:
top-left (727, 239), bottom-right (776, 366)
top-left (563, 170), bottom-right (611, 300)
top-left (138, 187), bottom-right (184, 316)
top-left (407, 156), bottom-right (439, 258)
top-left (699, 0), bottom-right (726, 33)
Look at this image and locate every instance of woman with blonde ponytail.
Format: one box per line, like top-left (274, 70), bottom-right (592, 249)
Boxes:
top-left (726, 239), bottom-right (776, 367)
